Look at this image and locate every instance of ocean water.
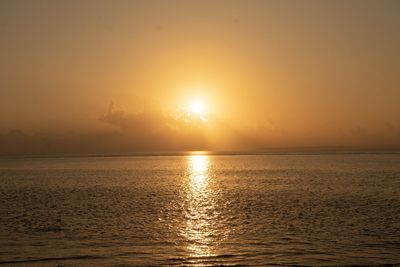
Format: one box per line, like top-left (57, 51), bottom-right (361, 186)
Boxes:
top-left (0, 154), bottom-right (399, 266)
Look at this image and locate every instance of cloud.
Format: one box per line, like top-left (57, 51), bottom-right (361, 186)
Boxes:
top-left (98, 101), bottom-right (211, 149)
top-left (100, 101), bottom-right (169, 134)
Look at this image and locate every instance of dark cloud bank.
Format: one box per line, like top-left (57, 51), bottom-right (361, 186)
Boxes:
top-left (0, 105), bottom-right (255, 156)
top-left (1, 104), bottom-right (400, 156)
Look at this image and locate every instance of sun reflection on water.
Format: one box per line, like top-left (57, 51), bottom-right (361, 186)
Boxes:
top-left (184, 153), bottom-right (215, 260)
top-left (189, 155), bottom-right (209, 188)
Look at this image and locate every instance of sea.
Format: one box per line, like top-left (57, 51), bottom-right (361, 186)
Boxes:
top-left (0, 153), bottom-right (399, 266)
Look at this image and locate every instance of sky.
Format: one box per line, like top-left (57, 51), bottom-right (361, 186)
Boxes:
top-left (1, 0), bottom-right (400, 154)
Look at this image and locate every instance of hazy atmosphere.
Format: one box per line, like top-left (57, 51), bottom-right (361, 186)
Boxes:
top-left (2, 1), bottom-right (400, 266)
top-left (1, 0), bottom-right (400, 154)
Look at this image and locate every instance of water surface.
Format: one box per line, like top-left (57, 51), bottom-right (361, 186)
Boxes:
top-left (1, 154), bottom-right (399, 266)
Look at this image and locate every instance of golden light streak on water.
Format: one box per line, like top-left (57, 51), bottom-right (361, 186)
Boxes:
top-left (184, 154), bottom-right (215, 260)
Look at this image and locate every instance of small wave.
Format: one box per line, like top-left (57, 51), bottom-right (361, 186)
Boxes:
top-left (165, 253), bottom-right (258, 267)
top-left (0, 255), bottom-right (105, 265)
top-left (35, 226), bottom-right (63, 232)
top-left (334, 264), bottom-right (400, 267)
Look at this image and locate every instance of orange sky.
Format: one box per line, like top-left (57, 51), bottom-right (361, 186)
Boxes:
top-left (1, 0), bottom-right (400, 154)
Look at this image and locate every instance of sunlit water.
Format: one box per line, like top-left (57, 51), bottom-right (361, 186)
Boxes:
top-left (1, 154), bottom-right (400, 266)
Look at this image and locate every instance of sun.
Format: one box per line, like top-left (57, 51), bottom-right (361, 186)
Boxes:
top-left (191, 100), bottom-right (205, 115)
top-left (188, 100), bottom-right (207, 122)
